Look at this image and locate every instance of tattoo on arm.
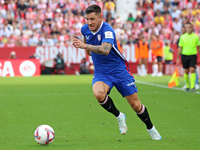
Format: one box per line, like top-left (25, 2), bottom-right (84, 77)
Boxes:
top-left (86, 42), bottom-right (112, 55)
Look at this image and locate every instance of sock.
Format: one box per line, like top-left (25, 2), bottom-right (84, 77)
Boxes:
top-left (147, 126), bottom-right (155, 131)
top-left (152, 64), bottom-right (158, 74)
top-left (137, 65), bottom-right (141, 75)
top-left (99, 95), bottom-right (120, 117)
top-left (184, 73), bottom-right (190, 88)
top-left (154, 64), bottom-right (158, 74)
top-left (116, 112), bottom-right (123, 119)
top-left (190, 73), bottom-right (196, 89)
top-left (137, 105), bottom-right (153, 130)
top-left (145, 68), bottom-right (147, 76)
top-left (141, 64), bottom-right (146, 75)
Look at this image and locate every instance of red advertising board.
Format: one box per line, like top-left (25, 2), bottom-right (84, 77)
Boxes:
top-left (0, 45), bottom-right (199, 64)
top-left (0, 45), bottom-right (199, 75)
top-left (0, 59), bottom-right (40, 77)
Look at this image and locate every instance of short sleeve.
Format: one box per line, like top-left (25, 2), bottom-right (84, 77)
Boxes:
top-left (196, 35), bottom-right (200, 46)
top-left (178, 36), bottom-right (183, 47)
top-left (102, 30), bottom-right (114, 45)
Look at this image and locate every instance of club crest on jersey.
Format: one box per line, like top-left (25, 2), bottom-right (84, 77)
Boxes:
top-left (97, 34), bottom-right (101, 41)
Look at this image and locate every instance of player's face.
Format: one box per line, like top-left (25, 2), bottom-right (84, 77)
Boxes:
top-left (85, 12), bottom-right (102, 32)
top-left (185, 24), bottom-right (193, 34)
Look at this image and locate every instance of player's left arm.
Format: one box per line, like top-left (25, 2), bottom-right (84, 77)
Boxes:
top-left (197, 46), bottom-right (200, 54)
top-left (73, 38), bottom-right (112, 55)
top-left (85, 42), bottom-right (112, 55)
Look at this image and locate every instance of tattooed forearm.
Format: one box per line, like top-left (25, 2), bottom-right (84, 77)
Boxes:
top-left (85, 42), bottom-right (112, 55)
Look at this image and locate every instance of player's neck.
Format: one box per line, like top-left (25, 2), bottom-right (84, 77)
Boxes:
top-left (91, 22), bottom-right (103, 34)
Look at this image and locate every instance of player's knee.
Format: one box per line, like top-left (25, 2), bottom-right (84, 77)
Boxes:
top-left (93, 90), bottom-right (106, 102)
top-left (129, 100), bottom-right (141, 112)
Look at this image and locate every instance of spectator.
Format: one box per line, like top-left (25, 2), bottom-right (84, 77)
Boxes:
top-left (163, 0), bottom-right (171, 8)
top-left (17, 0), bottom-right (28, 18)
top-left (7, 38), bottom-right (16, 47)
top-left (150, 34), bottom-right (164, 76)
top-left (162, 5), bottom-right (170, 15)
top-left (154, 10), bottom-right (164, 26)
top-left (153, 0), bottom-right (164, 13)
top-left (106, 12), bottom-right (115, 24)
top-left (28, 34), bottom-right (39, 46)
top-left (9, 51), bottom-right (17, 59)
top-left (42, 34), bottom-right (54, 46)
top-left (164, 41), bottom-right (174, 64)
top-left (79, 58), bottom-right (90, 74)
top-left (137, 35), bottom-right (149, 76)
top-left (172, 17), bottom-right (182, 33)
top-left (127, 13), bottom-right (135, 23)
top-left (170, 5), bottom-right (181, 20)
top-left (54, 52), bottom-right (65, 75)
top-left (0, 40), bottom-right (5, 47)
top-left (104, 0), bottom-right (115, 18)
top-left (32, 19), bottom-right (42, 32)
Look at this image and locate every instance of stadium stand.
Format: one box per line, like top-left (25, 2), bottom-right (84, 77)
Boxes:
top-left (0, 0), bottom-right (200, 47)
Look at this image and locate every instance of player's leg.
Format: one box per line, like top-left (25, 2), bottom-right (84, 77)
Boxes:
top-left (143, 58), bottom-right (148, 76)
top-left (93, 81), bottom-right (120, 117)
top-left (151, 55), bottom-right (158, 76)
top-left (92, 81), bottom-right (127, 134)
top-left (190, 67), bottom-right (196, 91)
top-left (182, 55), bottom-right (190, 91)
top-left (184, 68), bottom-right (190, 91)
top-left (195, 69), bottom-right (199, 89)
top-left (125, 93), bottom-right (162, 140)
top-left (189, 55), bottom-right (197, 91)
top-left (157, 56), bottom-right (163, 76)
top-left (138, 58), bottom-right (142, 76)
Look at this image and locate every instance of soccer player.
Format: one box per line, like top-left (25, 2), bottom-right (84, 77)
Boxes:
top-left (177, 22), bottom-right (200, 92)
top-left (72, 4), bottom-right (162, 140)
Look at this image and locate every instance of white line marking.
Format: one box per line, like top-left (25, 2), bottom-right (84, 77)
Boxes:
top-left (136, 81), bottom-right (200, 94)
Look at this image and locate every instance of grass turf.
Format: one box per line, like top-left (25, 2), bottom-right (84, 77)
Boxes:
top-left (0, 75), bottom-right (199, 150)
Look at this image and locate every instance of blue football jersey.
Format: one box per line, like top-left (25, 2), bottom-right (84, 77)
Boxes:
top-left (81, 22), bottom-right (129, 74)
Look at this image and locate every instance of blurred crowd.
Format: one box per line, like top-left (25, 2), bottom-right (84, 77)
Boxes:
top-left (0, 0), bottom-right (200, 47)
top-left (0, 0), bottom-right (113, 47)
top-left (131, 0), bottom-right (200, 45)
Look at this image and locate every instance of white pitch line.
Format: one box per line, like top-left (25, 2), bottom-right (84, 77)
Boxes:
top-left (136, 80), bottom-right (200, 94)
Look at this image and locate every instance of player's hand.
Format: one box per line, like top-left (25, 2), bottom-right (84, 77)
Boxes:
top-left (176, 59), bottom-right (180, 65)
top-left (72, 38), bottom-right (86, 49)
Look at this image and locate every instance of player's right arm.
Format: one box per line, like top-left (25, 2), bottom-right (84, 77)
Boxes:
top-left (177, 46), bottom-right (182, 64)
top-left (84, 37), bottom-right (91, 56)
top-left (176, 35), bottom-right (184, 65)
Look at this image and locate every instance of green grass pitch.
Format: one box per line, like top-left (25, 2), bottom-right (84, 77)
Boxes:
top-left (0, 75), bottom-right (199, 150)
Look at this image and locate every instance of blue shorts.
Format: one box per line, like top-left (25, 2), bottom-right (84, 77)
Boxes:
top-left (92, 71), bottom-right (138, 97)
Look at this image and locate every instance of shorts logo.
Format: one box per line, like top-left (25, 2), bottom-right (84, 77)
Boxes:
top-left (86, 36), bottom-right (89, 39)
top-left (97, 34), bottom-right (101, 41)
top-left (127, 82), bottom-right (135, 86)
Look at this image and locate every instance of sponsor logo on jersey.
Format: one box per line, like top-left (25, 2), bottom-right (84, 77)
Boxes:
top-left (105, 31), bottom-right (113, 39)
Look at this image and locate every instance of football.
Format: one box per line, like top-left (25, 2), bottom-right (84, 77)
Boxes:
top-left (34, 125), bottom-right (55, 145)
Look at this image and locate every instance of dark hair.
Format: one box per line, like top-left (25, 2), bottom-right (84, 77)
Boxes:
top-left (185, 22), bottom-right (192, 26)
top-left (85, 4), bottom-right (101, 15)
